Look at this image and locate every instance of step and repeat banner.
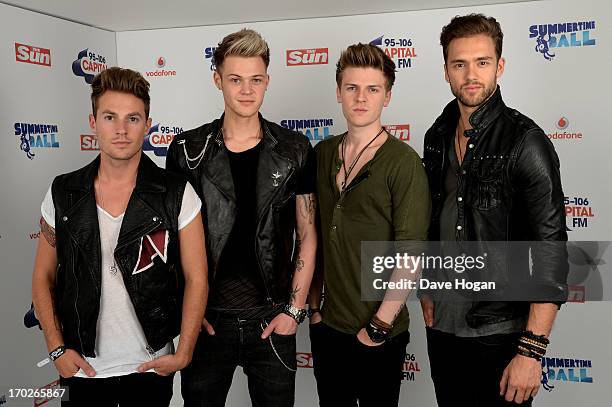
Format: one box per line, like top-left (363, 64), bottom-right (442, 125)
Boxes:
top-left (1, 0), bottom-right (610, 405)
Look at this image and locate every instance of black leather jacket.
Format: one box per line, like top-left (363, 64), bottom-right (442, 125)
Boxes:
top-left (166, 114), bottom-right (313, 304)
top-left (52, 154), bottom-right (186, 357)
top-left (423, 87), bottom-right (568, 326)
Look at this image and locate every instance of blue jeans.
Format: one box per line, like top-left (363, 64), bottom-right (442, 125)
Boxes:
top-left (181, 310), bottom-right (296, 407)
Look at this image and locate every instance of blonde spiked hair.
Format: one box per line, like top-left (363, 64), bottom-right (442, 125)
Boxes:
top-left (213, 28), bottom-right (270, 71)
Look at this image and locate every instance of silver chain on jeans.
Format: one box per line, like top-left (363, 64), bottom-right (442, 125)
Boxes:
top-left (260, 321), bottom-right (297, 372)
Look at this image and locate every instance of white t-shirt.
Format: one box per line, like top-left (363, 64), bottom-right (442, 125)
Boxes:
top-left (41, 181), bottom-right (201, 378)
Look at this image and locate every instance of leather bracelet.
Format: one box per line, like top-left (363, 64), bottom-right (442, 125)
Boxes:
top-left (49, 345), bottom-right (66, 361)
top-left (371, 315), bottom-right (393, 331)
top-left (307, 308), bottom-right (320, 318)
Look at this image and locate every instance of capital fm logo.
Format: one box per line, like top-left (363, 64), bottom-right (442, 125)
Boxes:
top-left (370, 35), bottom-right (417, 69)
top-left (529, 20), bottom-right (596, 61)
top-left (72, 48), bottom-right (107, 84)
top-left (146, 56), bottom-right (177, 77)
top-left (15, 43), bottom-right (51, 67)
top-left (143, 123), bottom-right (183, 157)
top-left (565, 195), bottom-right (595, 231)
top-left (286, 48), bottom-right (329, 66)
top-left (548, 116), bottom-right (583, 141)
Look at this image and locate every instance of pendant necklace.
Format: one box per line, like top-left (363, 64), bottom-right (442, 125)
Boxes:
top-left (340, 127), bottom-right (385, 192)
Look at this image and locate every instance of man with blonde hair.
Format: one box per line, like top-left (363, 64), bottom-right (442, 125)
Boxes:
top-left (167, 29), bottom-right (317, 406)
top-left (309, 43), bottom-right (430, 406)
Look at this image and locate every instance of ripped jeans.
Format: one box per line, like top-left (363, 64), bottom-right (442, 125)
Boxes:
top-left (181, 310), bottom-right (297, 407)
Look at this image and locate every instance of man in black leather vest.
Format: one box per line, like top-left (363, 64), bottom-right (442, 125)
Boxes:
top-left (166, 29), bottom-right (317, 407)
top-left (32, 67), bottom-right (208, 406)
top-left (421, 14), bottom-right (568, 406)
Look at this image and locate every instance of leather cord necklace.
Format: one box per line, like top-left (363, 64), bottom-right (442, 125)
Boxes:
top-left (340, 127), bottom-right (385, 192)
top-left (455, 127), bottom-right (465, 165)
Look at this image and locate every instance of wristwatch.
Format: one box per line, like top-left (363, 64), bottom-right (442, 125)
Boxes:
top-left (283, 304), bottom-right (307, 324)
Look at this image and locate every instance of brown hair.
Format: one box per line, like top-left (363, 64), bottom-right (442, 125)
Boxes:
top-left (440, 14), bottom-right (503, 63)
top-left (213, 29), bottom-right (270, 72)
top-left (91, 67), bottom-right (151, 117)
top-left (336, 43), bottom-right (396, 91)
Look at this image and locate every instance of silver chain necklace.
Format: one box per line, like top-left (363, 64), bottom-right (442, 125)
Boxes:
top-left (95, 178), bottom-right (119, 276)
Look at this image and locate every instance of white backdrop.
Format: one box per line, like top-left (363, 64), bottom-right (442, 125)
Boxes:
top-left (1, 0), bottom-right (610, 405)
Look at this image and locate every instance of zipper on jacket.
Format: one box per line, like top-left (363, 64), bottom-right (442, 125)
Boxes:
top-left (69, 241), bottom-right (88, 356)
top-left (254, 164), bottom-right (295, 304)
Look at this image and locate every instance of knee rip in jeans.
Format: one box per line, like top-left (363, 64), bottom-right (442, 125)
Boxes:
top-left (260, 321), bottom-right (297, 372)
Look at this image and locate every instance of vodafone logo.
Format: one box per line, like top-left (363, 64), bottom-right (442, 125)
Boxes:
top-left (15, 43), bottom-right (51, 67)
top-left (556, 116), bottom-right (569, 130)
top-left (286, 48), bottom-right (328, 66)
top-left (80, 134), bottom-right (99, 151)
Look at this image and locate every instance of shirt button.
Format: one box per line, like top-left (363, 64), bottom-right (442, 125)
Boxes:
top-left (331, 225), bottom-right (337, 231)
top-left (461, 170), bottom-right (467, 175)
top-left (468, 144), bottom-right (474, 149)
top-left (62, 216), bottom-right (68, 221)
top-left (457, 197), bottom-right (463, 202)
top-left (456, 225), bottom-right (463, 231)
top-left (336, 204), bottom-right (342, 209)
top-left (152, 216), bottom-right (159, 222)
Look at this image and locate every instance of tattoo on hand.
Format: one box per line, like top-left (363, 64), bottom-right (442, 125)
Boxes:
top-left (40, 217), bottom-right (56, 248)
top-left (298, 194), bottom-right (317, 224)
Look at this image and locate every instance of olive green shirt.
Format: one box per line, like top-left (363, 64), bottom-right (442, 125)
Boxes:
top-left (315, 133), bottom-right (431, 336)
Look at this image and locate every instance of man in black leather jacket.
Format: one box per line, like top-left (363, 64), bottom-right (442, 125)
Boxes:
top-left (166, 29), bottom-right (317, 407)
top-left (420, 14), bottom-right (568, 407)
top-left (32, 67), bottom-right (208, 406)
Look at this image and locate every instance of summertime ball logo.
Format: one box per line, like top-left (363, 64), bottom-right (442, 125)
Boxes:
top-left (204, 46), bottom-right (216, 70)
top-left (370, 35), bottom-right (417, 69)
top-left (72, 48), bottom-right (107, 84)
top-left (541, 356), bottom-right (593, 391)
top-left (529, 20), bottom-right (596, 61)
top-left (144, 123), bottom-right (183, 157)
top-left (14, 122), bottom-right (60, 160)
top-left (280, 118), bottom-right (334, 141)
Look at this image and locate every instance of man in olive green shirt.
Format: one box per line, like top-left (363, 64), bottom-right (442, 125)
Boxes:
top-left (308, 43), bottom-right (430, 406)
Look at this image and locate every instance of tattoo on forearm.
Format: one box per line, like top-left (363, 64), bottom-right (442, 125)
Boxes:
top-left (298, 194), bottom-right (317, 224)
top-left (290, 286), bottom-right (300, 304)
top-left (40, 217), bottom-right (56, 248)
top-left (294, 239), bottom-right (304, 272)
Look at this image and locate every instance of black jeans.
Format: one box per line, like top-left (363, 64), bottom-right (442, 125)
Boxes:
top-left (59, 372), bottom-right (173, 407)
top-left (426, 327), bottom-right (533, 407)
top-left (181, 311), bottom-right (297, 407)
top-left (310, 322), bottom-right (410, 407)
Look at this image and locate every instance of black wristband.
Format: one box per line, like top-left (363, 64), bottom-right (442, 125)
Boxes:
top-left (307, 308), bottom-right (320, 318)
top-left (49, 345), bottom-right (66, 361)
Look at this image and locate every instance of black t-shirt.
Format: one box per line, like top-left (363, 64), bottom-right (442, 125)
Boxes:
top-left (207, 141), bottom-right (315, 318)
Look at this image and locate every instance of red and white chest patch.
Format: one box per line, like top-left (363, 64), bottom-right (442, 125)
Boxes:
top-left (132, 229), bottom-right (169, 275)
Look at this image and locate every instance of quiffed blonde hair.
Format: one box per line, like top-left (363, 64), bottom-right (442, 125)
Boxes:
top-left (213, 29), bottom-right (270, 71)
